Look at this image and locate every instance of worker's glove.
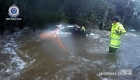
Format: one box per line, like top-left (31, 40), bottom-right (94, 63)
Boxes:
top-left (105, 33), bottom-right (109, 37)
top-left (116, 30), bottom-right (122, 35)
top-left (107, 33), bottom-right (110, 36)
top-left (115, 30), bottom-right (119, 33)
top-left (115, 30), bottom-right (118, 34)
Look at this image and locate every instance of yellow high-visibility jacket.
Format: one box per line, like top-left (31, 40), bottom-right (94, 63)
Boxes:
top-left (109, 22), bottom-right (126, 48)
top-left (81, 26), bottom-right (86, 32)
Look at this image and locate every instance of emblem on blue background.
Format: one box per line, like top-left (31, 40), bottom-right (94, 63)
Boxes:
top-left (8, 4), bottom-right (19, 18)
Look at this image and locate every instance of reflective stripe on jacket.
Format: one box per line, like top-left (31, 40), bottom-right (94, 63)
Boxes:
top-left (109, 22), bottom-right (126, 48)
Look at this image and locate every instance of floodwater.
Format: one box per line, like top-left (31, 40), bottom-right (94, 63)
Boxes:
top-left (0, 27), bottom-right (140, 80)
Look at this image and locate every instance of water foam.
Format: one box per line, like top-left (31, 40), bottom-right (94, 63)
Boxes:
top-left (0, 30), bottom-right (27, 79)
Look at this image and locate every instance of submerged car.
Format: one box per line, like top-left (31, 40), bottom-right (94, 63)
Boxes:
top-left (57, 24), bottom-right (90, 37)
top-left (71, 25), bottom-right (91, 38)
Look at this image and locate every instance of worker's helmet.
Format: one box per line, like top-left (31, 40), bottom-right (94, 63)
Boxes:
top-left (112, 17), bottom-right (119, 22)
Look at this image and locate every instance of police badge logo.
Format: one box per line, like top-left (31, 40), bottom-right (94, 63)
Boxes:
top-left (8, 4), bottom-right (19, 18)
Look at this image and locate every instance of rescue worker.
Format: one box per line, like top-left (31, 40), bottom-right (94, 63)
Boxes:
top-left (80, 25), bottom-right (86, 37)
top-left (81, 25), bottom-right (86, 33)
top-left (108, 17), bottom-right (126, 53)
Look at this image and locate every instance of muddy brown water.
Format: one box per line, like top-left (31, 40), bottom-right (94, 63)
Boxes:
top-left (0, 27), bottom-right (140, 80)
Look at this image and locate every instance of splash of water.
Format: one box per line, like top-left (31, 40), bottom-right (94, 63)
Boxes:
top-left (0, 30), bottom-right (28, 79)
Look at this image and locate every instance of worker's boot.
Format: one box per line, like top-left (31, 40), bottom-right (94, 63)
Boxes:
top-left (109, 47), bottom-right (118, 53)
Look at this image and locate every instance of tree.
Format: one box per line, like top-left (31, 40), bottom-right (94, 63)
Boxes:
top-left (0, 0), bottom-right (139, 34)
